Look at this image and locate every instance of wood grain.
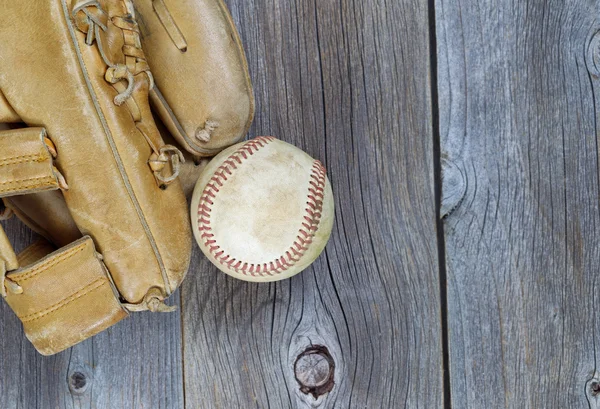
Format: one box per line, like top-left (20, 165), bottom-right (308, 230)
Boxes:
top-left (436, 0), bottom-right (600, 407)
top-left (181, 0), bottom-right (443, 408)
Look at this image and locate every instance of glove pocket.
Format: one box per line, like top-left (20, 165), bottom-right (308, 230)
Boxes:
top-left (2, 236), bottom-right (128, 356)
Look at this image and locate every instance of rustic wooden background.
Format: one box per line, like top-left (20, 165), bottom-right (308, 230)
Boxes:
top-left (2, 0), bottom-right (600, 408)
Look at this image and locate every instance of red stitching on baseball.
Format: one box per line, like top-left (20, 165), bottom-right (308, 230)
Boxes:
top-left (196, 137), bottom-right (326, 276)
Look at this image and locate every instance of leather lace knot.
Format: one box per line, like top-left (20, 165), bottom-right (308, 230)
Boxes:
top-left (72, 1), bottom-right (154, 105)
top-left (148, 145), bottom-right (185, 187)
top-left (122, 287), bottom-right (177, 313)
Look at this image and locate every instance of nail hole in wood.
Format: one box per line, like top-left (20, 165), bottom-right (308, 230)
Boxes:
top-left (68, 371), bottom-right (88, 395)
top-left (294, 345), bottom-right (335, 399)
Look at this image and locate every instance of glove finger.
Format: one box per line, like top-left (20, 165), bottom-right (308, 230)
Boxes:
top-left (136, 0), bottom-right (255, 157)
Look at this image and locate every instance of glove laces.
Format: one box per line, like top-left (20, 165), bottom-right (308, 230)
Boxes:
top-left (72, 1), bottom-right (154, 106)
top-left (122, 287), bottom-right (177, 313)
top-left (72, 1), bottom-right (183, 187)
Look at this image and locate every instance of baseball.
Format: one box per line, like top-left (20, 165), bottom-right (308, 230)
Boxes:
top-left (191, 137), bottom-right (334, 282)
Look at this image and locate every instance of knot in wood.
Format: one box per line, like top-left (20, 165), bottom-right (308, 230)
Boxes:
top-left (441, 158), bottom-right (467, 219)
top-left (586, 31), bottom-right (600, 77)
top-left (294, 345), bottom-right (335, 398)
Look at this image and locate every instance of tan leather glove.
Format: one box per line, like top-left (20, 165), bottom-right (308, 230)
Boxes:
top-left (0, 0), bottom-right (192, 355)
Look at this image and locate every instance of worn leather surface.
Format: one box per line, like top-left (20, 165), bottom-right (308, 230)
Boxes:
top-left (136, 0), bottom-right (254, 156)
top-left (0, 0), bottom-right (255, 354)
top-left (0, 0), bottom-right (191, 354)
top-left (4, 237), bottom-right (128, 356)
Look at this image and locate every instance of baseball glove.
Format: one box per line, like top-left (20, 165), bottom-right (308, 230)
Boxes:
top-left (1, 0), bottom-right (255, 250)
top-left (0, 0), bottom-right (192, 355)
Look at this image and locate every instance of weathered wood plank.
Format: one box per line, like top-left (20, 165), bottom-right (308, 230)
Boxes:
top-left (181, 0), bottom-right (443, 408)
top-left (437, 0), bottom-right (600, 407)
top-left (0, 213), bottom-right (184, 408)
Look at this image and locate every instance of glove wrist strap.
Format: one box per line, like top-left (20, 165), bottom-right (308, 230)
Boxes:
top-left (2, 237), bottom-right (128, 355)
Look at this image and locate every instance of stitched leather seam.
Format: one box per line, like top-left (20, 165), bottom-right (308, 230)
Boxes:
top-left (196, 137), bottom-right (327, 277)
top-left (11, 244), bottom-right (86, 283)
top-left (0, 178), bottom-right (58, 194)
top-left (19, 278), bottom-right (106, 323)
top-left (0, 154), bottom-right (46, 167)
top-left (0, 176), bottom-right (55, 186)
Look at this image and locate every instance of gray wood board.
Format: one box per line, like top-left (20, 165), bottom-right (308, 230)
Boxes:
top-left (181, 0), bottom-right (443, 408)
top-left (436, 0), bottom-right (600, 407)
